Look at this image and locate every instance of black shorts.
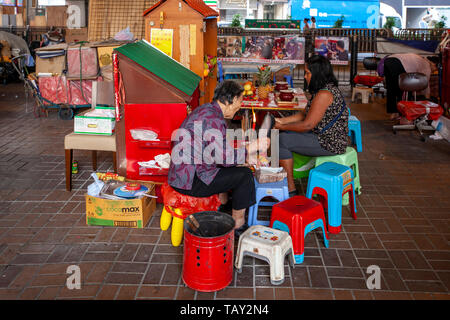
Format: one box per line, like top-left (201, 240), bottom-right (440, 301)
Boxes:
top-left (172, 166), bottom-right (256, 211)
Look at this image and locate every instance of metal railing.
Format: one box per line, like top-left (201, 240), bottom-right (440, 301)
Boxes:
top-left (0, 26), bottom-right (54, 43)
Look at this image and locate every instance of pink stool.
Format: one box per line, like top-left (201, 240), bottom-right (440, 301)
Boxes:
top-left (270, 196), bottom-right (329, 264)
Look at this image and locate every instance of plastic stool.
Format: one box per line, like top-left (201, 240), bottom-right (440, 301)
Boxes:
top-left (160, 184), bottom-right (221, 246)
top-left (248, 178), bottom-right (289, 226)
top-left (348, 115), bottom-right (362, 152)
top-left (351, 87), bottom-right (373, 104)
top-left (284, 75), bottom-right (294, 88)
top-left (270, 196), bottom-right (329, 264)
top-left (217, 61), bottom-right (224, 82)
top-left (306, 162), bottom-right (357, 234)
top-left (293, 153), bottom-right (315, 179)
top-left (235, 225), bottom-right (295, 285)
top-left (315, 147), bottom-right (361, 206)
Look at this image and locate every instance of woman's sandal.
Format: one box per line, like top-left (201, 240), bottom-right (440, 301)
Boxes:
top-left (234, 223), bottom-right (249, 238)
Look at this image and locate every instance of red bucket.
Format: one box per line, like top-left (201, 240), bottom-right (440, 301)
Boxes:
top-left (182, 211), bottom-right (235, 292)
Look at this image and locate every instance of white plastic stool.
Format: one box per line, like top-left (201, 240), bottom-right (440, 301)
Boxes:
top-left (352, 87), bottom-right (373, 104)
top-left (235, 225), bottom-right (295, 285)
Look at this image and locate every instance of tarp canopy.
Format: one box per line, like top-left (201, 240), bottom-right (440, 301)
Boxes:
top-left (376, 38), bottom-right (436, 57)
top-left (0, 31), bottom-right (30, 56)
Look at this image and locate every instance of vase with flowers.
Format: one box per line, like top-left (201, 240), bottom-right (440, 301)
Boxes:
top-left (256, 64), bottom-right (272, 99)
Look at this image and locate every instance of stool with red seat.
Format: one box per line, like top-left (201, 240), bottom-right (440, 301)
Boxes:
top-left (270, 196), bottom-right (329, 264)
top-left (160, 183), bottom-right (221, 246)
top-left (352, 57), bottom-right (384, 102)
top-left (393, 72), bottom-right (444, 141)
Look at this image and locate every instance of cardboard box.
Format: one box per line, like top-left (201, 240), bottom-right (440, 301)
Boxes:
top-left (0, 40), bottom-right (11, 58)
top-left (74, 106), bottom-right (116, 135)
top-left (65, 28), bottom-right (88, 44)
top-left (36, 55), bottom-right (66, 75)
top-left (97, 46), bottom-right (118, 68)
top-left (86, 183), bottom-right (156, 228)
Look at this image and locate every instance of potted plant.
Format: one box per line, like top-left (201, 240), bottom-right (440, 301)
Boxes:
top-left (435, 15), bottom-right (447, 29)
top-left (256, 65), bottom-right (272, 99)
top-left (333, 15), bottom-right (345, 28)
top-left (231, 14), bottom-right (242, 28)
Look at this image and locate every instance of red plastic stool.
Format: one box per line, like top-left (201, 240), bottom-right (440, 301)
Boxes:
top-left (270, 196), bottom-right (329, 264)
top-left (160, 183), bottom-right (221, 246)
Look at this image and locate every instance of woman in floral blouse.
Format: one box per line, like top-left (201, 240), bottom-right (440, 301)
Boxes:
top-left (169, 80), bottom-right (270, 235)
top-left (274, 55), bottom-right (349, 197)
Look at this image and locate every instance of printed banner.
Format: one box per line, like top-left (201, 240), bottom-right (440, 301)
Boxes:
top-left (217, 36), bottom-right (305, 64)
top-left (150, 28), bottom-right (174, 57)
top-left (314, 37), bottom-right (349, 65)
top-left (217, 36), bottom-right (243, 58)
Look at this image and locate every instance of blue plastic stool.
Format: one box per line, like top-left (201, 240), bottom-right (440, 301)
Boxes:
top-left (248, 178), bottom-right (289, 226)
top-left (306, 162), bottom-right (357, 234)
top-left (348, 115), bottom-right (362, 152)
top-left (284, 75), bottom-right (294, 88)
top-left (217, 61), bottom-right (224, 83)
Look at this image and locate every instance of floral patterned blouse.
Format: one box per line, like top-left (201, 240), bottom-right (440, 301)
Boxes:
top-left (305, 83), bottom-right (349, 154)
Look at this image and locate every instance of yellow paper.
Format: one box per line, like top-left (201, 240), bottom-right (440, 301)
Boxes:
top-left (189, 24), bottom-right (196, 55)
top-left (150, 28), bottom-right (173, 57)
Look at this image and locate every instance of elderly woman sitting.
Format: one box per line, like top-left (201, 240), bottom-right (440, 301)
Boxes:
top-left (168, 80), bottom-right (270, 235)
top-left (274, 55), bottom-right (349, 197)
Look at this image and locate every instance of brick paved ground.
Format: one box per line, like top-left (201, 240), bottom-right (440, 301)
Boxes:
top-left (0, 83), bottom-right (449, 300)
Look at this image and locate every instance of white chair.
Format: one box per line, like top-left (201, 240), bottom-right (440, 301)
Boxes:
top-left (235, 225), bottom-right (295, 285)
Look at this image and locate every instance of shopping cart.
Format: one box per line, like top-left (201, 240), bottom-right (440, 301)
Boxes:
top-left (11, 54), bottom-right (91, 120)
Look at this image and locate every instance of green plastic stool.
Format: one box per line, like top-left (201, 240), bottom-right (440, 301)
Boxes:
top-left (314, 147), bottom-right (361, 205)
top-left (293, 153), bottom-right (315, 179)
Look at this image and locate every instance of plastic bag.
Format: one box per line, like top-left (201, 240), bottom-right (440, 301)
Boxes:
top-left (114, 27), bottom-right (134, 41)
top-left (255, 167), bottom-right (287, 184)
top-left (161, 183), bottom-right (221, 217)
top-left (431, 116), bottom-right (450, 142)
top-left (130, 129), bottom-right (159, 141)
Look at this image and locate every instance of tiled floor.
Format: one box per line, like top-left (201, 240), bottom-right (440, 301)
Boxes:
top-left (0, 83), bottom-right (449, 300)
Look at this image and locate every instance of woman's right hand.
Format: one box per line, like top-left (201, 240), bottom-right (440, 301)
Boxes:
top-left (247, 137), bottom-right (270, 154)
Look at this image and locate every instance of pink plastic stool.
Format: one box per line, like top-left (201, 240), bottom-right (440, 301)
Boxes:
top-left (270, 196), bottom-right (329, 264)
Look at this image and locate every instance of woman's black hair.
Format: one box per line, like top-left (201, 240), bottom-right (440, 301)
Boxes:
top-left (213, 80), bottom-right (244, 105)
top-left (426, 55), bottom-right (439, 65)
top-left (305, 54), bottom-right (338, 94)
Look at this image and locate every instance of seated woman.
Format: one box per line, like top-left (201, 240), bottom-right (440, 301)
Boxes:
top-left (274, 55), bottom-right (349, 197)
top-left (168, 80), bottom-right (270, 235)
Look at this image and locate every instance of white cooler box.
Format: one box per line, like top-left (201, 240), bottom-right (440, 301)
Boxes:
top-left (74, 106), bottom-right (115, 135)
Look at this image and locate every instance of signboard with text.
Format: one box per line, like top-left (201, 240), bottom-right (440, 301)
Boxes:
top-left (245, 19), bottom-right (302, 29)
top-left (291, 0), bottom-right (380, 29)
top-left (150, 28), bottom-right (173, 58)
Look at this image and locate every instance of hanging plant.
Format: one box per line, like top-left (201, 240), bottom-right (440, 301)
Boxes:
top-left (203, 54), bottom-right (217, 78)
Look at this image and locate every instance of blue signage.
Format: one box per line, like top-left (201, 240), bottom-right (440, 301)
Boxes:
top-left (291, 0), bottom-right (380, 29)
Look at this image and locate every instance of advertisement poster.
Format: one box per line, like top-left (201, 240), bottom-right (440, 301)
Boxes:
top-left (218, 36), bottom-right (305, 64)
top-left (291, 0), bottom-right (380, 29)
top-left (150, 28), bottom-right (173, 57)
top-left (314, 37), bottom-right (349, 65)
top-left (217, 36), bottom-right (243, 58)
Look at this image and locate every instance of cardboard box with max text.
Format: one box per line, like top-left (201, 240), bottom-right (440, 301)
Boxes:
top-left (85, 184), bottom-right (156, 228)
